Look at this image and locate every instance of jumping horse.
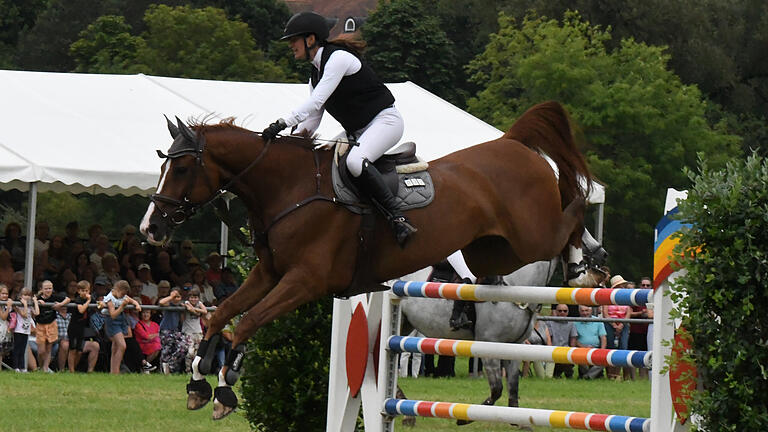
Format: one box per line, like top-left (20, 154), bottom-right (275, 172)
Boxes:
top-left (139, 101), bottom-right (593, 419)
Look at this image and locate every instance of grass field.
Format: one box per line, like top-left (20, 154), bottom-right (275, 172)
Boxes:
top-left (0, 358), bottom-right (650, 432)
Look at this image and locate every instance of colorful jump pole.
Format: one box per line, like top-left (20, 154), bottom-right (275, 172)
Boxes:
top-left (387, 335), bottom-right (652, 369)
top-left (391, 281), bottom-right (651, 306)
top-left (384, 399), bottom-right (650, 432)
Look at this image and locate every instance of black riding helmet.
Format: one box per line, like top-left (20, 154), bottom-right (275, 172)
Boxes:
top-left (280, 11), bottom-right (330, 42)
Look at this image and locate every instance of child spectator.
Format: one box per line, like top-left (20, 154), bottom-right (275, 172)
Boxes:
top-left (134, 309), bottom-right (160, 373)
top-left (67, 280), bottom-right (95, 372)
top-left (182, 288), bottom-right (207, 373)
top-left (35, 280), bottom-right (70, 372)
top-left (101, 280), bottom-right (141, 374)
top-left (55, 307), bottom-right (71, 371)
top-left (13, 288), bottom-right (39, 372)
top-left (158, 287), bottom-right (187, 374)
top-left (0, 285), bottom-right (13, 366)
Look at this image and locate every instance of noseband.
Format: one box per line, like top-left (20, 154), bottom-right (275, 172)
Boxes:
top-left (151, 122), bottom-right (274, 227)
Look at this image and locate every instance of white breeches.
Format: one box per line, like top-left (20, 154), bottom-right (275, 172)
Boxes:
top-left (345, 106), bottom-right (404, 177)
top-left (446, 250), bottom-right (477, 283)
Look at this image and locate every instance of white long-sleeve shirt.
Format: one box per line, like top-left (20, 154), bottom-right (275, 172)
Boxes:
top-left (282, 47), bottom-right (362, 134)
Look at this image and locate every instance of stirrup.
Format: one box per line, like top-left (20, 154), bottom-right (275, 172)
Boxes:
top-left (391, 216), bottom-right (417, 247)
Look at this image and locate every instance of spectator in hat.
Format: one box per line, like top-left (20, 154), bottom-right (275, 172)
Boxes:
top-left (93, 275), bottom-right (110, 300)
top-left (602, 275), bottom-right (631, 380)
top-left (62, 221), bottom-right (84, 260)
top-left (152, 250), bottom-right (180, 288)
top-left (114, 225), bottom-right (137, 262)
top-left (205, 252), bottom-right (223, 287)
top-left (172, 239), bottom-right (197, 279)
top-left (214, 267), bottom-right (238, 302)
top-left (137, 263), bottom-right (158, 304)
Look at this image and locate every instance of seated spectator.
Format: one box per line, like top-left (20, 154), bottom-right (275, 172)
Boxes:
top-left (9, 271), bottom-right (24, 300)
top-left (114, 225), bottom-right (137, 263)
top-left (134, 309), bottom-right (160, 372)
top-left (33, 221), bottom-right (50, 260)
top-left (205, 252), bottom-right (223, 287)
top-left (35, 280), bottom-right (70, 373)
top-left (71, 251), bottom-right (94, 282)
top-left (153, 251), bottom-right (181, 288)
top-left (172, 239), bottom-right (197, 280)
top-left (137, 264), bottom-right (158, 304)
top-left (89, 234), bottom-right (112, 274)
top-left (547, 304), bottom-right (578, 378)
top-left (62, 221), bottom-right (84, 260)
top-left (2, 222), bottom-right (26, 270)
top-left (214, 267), bottom-right (238, 303)
top-left (86, 224), bottom-right (103, 253)
top-left (101, 253), bottom-right (121, 284)
top-left (43, 235), bottom-right (67, 282)
top-left (0, 249), bottom-right (15, 286)
top-left (573, 305), bottom-right (607, 379)
top-left (93, 275), bottom-right (110, 300)
top-left (191, 268), bottom-right (215, 306)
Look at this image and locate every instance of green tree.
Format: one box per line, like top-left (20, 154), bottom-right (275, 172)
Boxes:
top-left (0, 0), bottom-right (48, 67)
top-left (192, 0), bottom-right (291, 53)
top-left (363, 0), bottom-right (460, 104)
top-left (70, 15), bottom-right (146, 74)
top-left (135, 5), bottom-right (286, 81)
top-left (467, 12), bottom-right (741, 277)
top-left (673, 154), bottom-right (768, 430)
top-left (502, 0), bottom-right (768, 154)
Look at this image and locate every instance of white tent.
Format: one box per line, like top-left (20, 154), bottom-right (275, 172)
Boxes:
top-left (0, 70), bottom-right (605, 283)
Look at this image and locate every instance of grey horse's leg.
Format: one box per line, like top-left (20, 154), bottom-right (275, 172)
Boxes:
top-left (504, 360), bottom-right (533, 431)
top-left (457, 358), bottom-right (503, 426)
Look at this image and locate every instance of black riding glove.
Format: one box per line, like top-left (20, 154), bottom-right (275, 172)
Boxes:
top-left (261, 119), bottom-right (287, 142)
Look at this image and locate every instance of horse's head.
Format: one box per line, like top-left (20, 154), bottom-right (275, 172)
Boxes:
top-left (140, 117), bottom-right (222, 245)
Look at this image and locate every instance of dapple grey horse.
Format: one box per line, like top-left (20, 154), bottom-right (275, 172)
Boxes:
top-left (397, 229), bottom-right (606, 427)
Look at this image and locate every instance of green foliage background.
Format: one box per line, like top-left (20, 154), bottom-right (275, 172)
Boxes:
top-left (673, 155), bottom-right (768, 430)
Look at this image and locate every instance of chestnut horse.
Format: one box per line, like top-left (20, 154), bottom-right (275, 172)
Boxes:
top-left (139, 101), bottom-right (592, 419)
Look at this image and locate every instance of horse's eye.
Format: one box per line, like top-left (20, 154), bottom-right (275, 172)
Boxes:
top-left (173, 166), bottom-right (189, 175)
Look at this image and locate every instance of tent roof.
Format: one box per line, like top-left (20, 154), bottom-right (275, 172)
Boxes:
top-left (0, 70), bottom-right (604, 203)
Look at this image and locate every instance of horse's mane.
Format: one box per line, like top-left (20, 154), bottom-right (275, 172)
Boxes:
top-left (189, 117), bottom-right (251, 134)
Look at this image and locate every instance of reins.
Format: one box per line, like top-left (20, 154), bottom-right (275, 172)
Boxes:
top-left (152, 131), bottom-right (341, 247)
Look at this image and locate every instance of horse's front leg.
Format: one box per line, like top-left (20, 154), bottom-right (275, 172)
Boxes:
top-left (187, 263), bottom-right (278, 411)
top-left (504, 359), bottom-right (532, 431)
top-left (212, 268), bottom-right (326, 420)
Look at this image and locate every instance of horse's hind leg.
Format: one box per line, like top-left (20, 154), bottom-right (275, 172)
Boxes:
top-left (187, 263), bottom-right (277, 411)
top-left (212, 269), bottom-right (325, 420)
top-left (504, 360), bottom-right (533, 431)
top-left (457, 358), bottom-right (504, 426)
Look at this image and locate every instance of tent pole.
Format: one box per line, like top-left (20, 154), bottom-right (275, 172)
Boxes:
top-left (24, 182), bottom-right (38, 290)
top-left (219, 196), bottom-right (230, 266)
top-left (595, 202), bottom-right (604, 244)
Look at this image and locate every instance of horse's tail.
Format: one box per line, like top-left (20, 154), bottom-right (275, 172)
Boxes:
top-left (502, 101), bottom-right (592, 209)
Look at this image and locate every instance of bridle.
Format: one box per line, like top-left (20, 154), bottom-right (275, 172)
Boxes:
top-left (150, 117), bottom-right (337, 245)
top-left (150, 117), bottom-right (274, 227)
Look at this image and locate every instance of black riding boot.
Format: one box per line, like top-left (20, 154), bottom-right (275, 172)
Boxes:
top-left (450, 300), bottom-right (473, 330)
top-left (357, 159), bottom-right (417, 247)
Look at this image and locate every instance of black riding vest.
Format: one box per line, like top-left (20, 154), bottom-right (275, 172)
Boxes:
top-left (311, 44), bottom-right (395, 133)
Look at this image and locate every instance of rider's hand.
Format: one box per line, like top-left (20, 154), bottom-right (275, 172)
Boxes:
top-left (261, 119), bottom-right (287, 142)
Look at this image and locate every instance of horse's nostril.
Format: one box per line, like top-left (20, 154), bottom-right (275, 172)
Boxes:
top-left (148, 224), bottom-right (158, 234)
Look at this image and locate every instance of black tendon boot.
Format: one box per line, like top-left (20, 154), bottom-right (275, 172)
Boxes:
top-left (357, 159), bottom-right (417, 247)
top-left (449, 300), bottom-right (473, 330)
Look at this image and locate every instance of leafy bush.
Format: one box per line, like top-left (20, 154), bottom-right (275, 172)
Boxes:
top-left (673, 154), bottom-right (768, 430)
top-left (239, 293), bottom-right (333, 431)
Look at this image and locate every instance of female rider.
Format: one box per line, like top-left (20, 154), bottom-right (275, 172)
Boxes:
top-left (261, 11), bottom-right (417, 246)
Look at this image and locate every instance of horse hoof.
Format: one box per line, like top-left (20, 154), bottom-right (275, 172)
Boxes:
top-left (402, 416), bottom-right (416, 427)
top-left (212, 400), bottom-right (236, 420)
top-left (188, 392), bottom-right (210, 410)
top-left (212, 386), bottom-right (238, 420)
top-left (186, 378), bottom-right (212, 410)
top-left (456, 419), bottom-right (473, 426)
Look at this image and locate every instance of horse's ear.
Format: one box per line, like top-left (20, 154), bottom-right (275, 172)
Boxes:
top-left (176, 116), bottom-right (196, 142)
top-left (165, 115), bottom-right (180, 139)
top-left (156, 150), bottom-right (168, 158)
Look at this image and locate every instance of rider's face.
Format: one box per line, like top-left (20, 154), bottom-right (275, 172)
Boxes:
top-left (288, 34), bottom-right (316, 60)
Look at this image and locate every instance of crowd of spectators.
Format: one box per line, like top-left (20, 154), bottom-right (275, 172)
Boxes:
top-left (0, 220), bottom-right (240, 374)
